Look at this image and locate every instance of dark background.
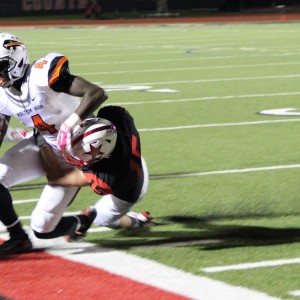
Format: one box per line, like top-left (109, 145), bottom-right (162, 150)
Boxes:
top-left (1, 0), bottom-right (300, 18)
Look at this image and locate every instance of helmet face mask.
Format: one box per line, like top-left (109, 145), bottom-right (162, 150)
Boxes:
top-left (64, 118), bottom-right (118, 166)
top-left (0, 32), bottom-right (29, 88)
top-left (0, 57), bottom-right (16, 87)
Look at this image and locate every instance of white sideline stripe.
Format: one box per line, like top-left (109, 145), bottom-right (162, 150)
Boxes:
top-left (0, 227), bottom-right (280, 300)
top-left (34, 236), bottom-right (280, 300)
top-left (289, 290), bottom-right (300, 297)
top-left (202, 258), bottom-right (300, 273)
top-left (151, 164), bottom-right (300, 179)
top-left (111, 91), bottom-right (300, 105)
top-left (50, 247), bottom-right (280, 300)
top-left (139, 118), bottom-right (300, 132)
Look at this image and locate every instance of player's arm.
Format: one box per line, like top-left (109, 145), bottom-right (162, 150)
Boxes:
top-left (49, 55), bottom-right (108, 151)
top-left (35, 130), bottom-right (89, 187)
top-left (39, 143), bottom-right (89, 187)
top-left (49, 56), bottom-right (107, 125)
top-left (68, 75), bottom-right (107, 121)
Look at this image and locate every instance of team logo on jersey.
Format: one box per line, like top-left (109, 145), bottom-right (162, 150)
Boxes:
top-left (3, 40), bottom-right (24, 50)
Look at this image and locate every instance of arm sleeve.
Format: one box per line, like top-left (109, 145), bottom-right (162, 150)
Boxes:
top-left (48, 55), bottom-right (76, 93)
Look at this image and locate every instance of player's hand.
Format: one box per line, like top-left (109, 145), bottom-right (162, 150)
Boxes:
top-left (33, 128), bottom-right (48, 147)
top-left (57, 123), bottom-right (72, 152)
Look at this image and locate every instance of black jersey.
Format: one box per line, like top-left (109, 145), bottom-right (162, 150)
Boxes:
top-left (82, 106), bottom-right (144, 203)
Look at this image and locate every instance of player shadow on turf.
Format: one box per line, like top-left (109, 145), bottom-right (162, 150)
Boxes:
top-left (162, 215), bottom-right (300, 250)
top-left (85, 213), bottom-right (300, 251)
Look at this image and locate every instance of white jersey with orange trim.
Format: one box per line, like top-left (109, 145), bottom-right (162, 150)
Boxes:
top-left (0, 52), bottom-right (81, 234)
top-left (0, 52), bottom-right (80, 149)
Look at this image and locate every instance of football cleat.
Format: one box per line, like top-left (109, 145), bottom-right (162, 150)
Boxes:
top-left (126, 211), bottom-right (153, 228)
top-left (0, 235), bottom-right (32, 255)
top-left (66, 206), bottom-right (97, 242)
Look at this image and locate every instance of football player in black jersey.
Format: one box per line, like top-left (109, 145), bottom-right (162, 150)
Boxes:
top-left (35, 105), bottom-right (152, 241)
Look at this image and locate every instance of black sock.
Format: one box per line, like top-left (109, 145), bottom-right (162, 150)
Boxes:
top-left (77, 214), bottom-right (90, 231)
top-left (34, 216), bottom-right (79, 239)
top-left (0, 184), bottom-right (27, 238)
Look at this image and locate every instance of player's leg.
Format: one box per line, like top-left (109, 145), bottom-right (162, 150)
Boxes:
top-left (66, 156), bottom-right (151, 241)
top-left (107, 156), bottom-right (151, 228)
top-left (90, 156), bottom-right (151, 228)
top-left (0, 139), bottom-right (44, 254)
top-left (92, 194), bottom-right (152, 229)
top-left (31, 184), bottom-right (80, 238)
top-left (31, 149), bottom-right (82, 239)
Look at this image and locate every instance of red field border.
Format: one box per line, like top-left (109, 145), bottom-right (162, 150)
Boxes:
top-left (1, 13), bottom-right (300, 27)
top-left (0, 250), bottom-right (188, 300)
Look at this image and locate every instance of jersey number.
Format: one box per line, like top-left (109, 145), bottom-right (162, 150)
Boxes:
top-left (130, 135), bottom-right (141, 174)
top-left (34, 60), bottom-right (47, 69)
top-left (32, 114), bottom-right (57, 134)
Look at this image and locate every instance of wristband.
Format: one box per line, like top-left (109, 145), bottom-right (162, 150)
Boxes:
top-left (64, 113), bottom-right (81, 128)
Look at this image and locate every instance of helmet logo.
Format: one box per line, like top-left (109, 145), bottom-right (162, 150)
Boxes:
top-left (3, 40), bottom-right (24, 50)
top-left (85, 144), bottom-right (104, 160)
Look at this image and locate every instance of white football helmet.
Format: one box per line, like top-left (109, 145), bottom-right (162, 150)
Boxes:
top-left (0, 32), bottom-right (29, 87)
top-left (65, 118), bottom-right (117, 166)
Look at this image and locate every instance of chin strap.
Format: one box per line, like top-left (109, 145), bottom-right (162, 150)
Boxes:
top-left (62, 152), bottom-right (86, 167)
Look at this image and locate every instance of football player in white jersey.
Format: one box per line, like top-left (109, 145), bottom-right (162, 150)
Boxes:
top-left (0, 32), bottom-right (108, 254)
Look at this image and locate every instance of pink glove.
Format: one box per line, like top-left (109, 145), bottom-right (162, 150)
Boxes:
top-left (57, 123), bottom-right (72, 152)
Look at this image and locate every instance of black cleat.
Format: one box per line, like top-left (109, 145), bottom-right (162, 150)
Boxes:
top-left (0, 235), bottom-right (33, 255)
top-left (66, 206), bottom-right (97, 242)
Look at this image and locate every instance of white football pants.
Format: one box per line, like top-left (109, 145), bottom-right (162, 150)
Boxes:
top-left (0, 137), bottom-right (79, 233)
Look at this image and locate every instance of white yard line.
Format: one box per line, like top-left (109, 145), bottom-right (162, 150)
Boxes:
top-left (202, 258), bottom-right (300, 273)
top-left (139, 119), bottom-right (300, 132)
top-left (14, 199), bottom-right (39, 204)
top-left (76, 53), bottom-right (300, 67)
top-left (12, 163), bottom-right (300, 191)
top-left (151, 164), bottom-right (300, 179)
top-left (119, 74), bottom-right (300, 86)
top-left (74, 61), bottom-right (300, 75)
top-left (111, 91), bottom-right (300, 106)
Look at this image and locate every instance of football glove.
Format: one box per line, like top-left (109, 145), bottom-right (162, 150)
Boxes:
top-left (33, 128), bottom-right (48, 147)
top-left (57, 113), bottom-right (81, 152)
top-left (57, 123), bottom-right (72, 152)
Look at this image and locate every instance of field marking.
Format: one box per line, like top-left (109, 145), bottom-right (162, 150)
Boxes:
top-left (289, 290), bottom-right (300, 297)
top-left (259, 108), bottom-right (300, 116)
top-left (111, 91), bottom-right (300, 105)
top-left (0, 225), bottom-right (280, 300)
top-left (151, 164), bottom-right (300, 179)
top-left (16, 229), bottom-right (283, 300)
top-left (76, 52), bottom-right (300, 67)
top-left (115, 74), bottom-right (300, 87)
top-left (11, 162), bottom-right (300, 192)
top-left (77, 61), bottom-right (300, 75)
top-left (139, 118), bottom-right (300, 132)
top-left (14, 198), bottom-right (39, 204)
top-left (202, 258), bottom-right (300, 273)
